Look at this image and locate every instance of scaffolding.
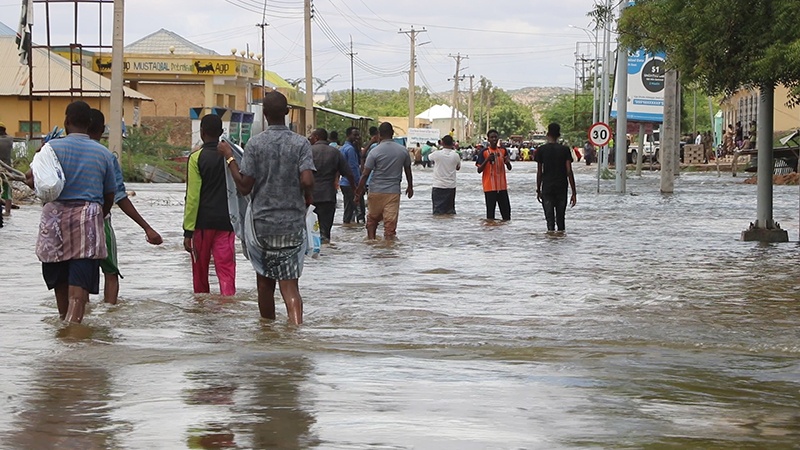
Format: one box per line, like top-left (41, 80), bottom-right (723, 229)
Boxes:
top-left (26, 0), bottom-right (115, 139)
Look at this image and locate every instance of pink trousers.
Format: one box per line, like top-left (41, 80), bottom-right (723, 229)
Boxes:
top-left (192, 229), bottom-right (236, 296)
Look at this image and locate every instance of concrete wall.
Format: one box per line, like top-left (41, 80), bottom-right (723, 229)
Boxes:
top-left (0, 96), bottom-right (138, 138)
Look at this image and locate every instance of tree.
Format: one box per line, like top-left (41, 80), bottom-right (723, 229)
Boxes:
top-left (618, 0), bottom-right (800, 101)
top-left (539, 93), bottom-right (593, 144)
top-left (316, 87), bottom-right (439, 133)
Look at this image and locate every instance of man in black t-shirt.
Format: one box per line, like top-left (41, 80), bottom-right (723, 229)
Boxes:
top-left (534, 123), bottom-right (577, 233)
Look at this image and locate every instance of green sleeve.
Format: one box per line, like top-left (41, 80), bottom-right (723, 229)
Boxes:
top-left (183, 151), bottom-right (202, 238)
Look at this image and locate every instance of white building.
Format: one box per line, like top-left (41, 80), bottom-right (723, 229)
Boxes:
top-left (416, 104), bottom-right (467, 142)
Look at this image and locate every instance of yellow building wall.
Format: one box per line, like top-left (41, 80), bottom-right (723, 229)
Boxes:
top-left (721, 84), bottom-right (800, 133)
top-left (0, 96), bottom-right (138, 138)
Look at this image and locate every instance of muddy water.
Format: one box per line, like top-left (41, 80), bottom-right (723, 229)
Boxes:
top-left (1, 163), bottom-right (799, 449)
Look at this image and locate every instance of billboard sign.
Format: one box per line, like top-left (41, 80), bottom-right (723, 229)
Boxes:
top-left (610, 50), bottom-right (666, 123)
top-left (407, 127), bottom-right (442, 147)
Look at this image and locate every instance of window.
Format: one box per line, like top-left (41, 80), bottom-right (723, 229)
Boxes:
top-left (19, 121), bottom-right (41, 133)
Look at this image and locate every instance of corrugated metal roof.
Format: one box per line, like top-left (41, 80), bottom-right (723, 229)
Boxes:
top-left (0, 36), bottom-right (151, 100)
top-left (0, 21), bottom-right (15, 37)
top-left (315, 105), bottom-right (373, 121)
top-left (125, 29), bottom-right (217, 55)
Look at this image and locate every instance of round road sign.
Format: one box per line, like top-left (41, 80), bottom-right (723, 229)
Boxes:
top-left (588, 122), bottom-right (612, 147)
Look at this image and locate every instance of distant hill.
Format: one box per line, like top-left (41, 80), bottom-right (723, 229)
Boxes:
top-left (508, 87), bottom-right (574, 129)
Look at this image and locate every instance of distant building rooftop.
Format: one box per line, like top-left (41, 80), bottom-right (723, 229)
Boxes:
top-left (125, 29), bottom-right (217, 55)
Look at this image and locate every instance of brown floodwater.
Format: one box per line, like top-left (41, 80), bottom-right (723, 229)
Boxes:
top-left (1, 162), bottom-right (799, 449)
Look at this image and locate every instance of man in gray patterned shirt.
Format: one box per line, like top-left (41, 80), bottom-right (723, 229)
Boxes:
top-left (219, 91), bottom-right (316, 324)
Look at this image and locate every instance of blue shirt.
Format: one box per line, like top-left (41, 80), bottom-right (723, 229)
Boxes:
top-left (110, 154), bottom-right (127, 204)
top-left (338, 141), bottom-right (361, 186)
top-left (49, 133), bottom-right (116, 204)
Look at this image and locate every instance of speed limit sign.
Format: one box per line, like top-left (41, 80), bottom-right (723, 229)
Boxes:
top-left (588, 122), bottom-right (612, 147)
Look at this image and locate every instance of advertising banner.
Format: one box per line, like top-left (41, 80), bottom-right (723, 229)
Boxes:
top-left (407, 128), bottom-right (442, 147)
top-left (610, 50), bottom-right (666, 123)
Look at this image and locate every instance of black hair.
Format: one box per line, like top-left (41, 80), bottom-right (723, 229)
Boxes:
top-left (200, 114), bottom-right (223, 139)
top-left (369, 126), bottom-right (378, 136)
top-left (547, 122), bottom-right (561, 138)
top-left (88, 109), bottom-right (105, 136)
top-left (487, 129), bottom-right (499, 137)
top-left (263, 91), bottom-right (288, 119)
top-left (65, 100), bottom-right (92, 129)
top-left (312, 128), bottom-right (328, 141)
top-left (345, 126), bottom-right (359, 137)
top-left (441, 135), bottom-right (454, 146)
top-left (329, 130), bottom-right (339, 143)
top-left (378, 122), bottom-right (393, 138)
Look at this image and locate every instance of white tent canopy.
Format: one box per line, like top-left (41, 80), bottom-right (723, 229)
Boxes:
top-left (416, 104), bottom-right (466, 121)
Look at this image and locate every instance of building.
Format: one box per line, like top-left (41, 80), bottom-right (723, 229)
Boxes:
top-left (0, 22), bottom-right (150, 139)
top-left (720, 84), bottom-right (800, 135)
top-left (416, 104), bottom-right (468, 142)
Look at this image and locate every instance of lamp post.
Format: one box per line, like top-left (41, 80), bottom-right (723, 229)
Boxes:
top-left (569, 24), bottom-right (599, 124)
top-left (563, 64), bottom-right (580, 130)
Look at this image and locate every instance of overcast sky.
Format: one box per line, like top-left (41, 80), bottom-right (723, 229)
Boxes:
top-left (4, 0), bottom-right (605, 94)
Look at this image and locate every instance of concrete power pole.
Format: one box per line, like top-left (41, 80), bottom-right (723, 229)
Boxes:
top-left (449, 53), bottom-right (467, 140)
top-left (303, 0), bottom-right (314, 133)
top-left (400, 27), bottom-right (425, 133)
top-left (348, 36), bottom-right (356, 114)
top-left (467, 75), bottom-right (475, 142)
top-left (741, 83), bottom-right (788, 242)
top-left (614, 0), bottom-right (628, 193)
top-left (109, 0), bottom-right (124, 159)
top-left (256, 21), bottom-right (268, 133)
top-left (660, 69), bottom-right (678, 193)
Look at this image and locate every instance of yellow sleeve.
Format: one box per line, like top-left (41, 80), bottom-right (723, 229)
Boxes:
top-left (183, 151), bottom-right (202, 237)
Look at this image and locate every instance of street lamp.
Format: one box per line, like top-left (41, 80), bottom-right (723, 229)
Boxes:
top-left (569, 24), bottom-right (600, 124)
top-left (563, 64), bottom-right (580, 130)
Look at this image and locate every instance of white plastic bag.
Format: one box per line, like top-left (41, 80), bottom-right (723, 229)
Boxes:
top-left (305, 205), bottom-right (321, 258)
top-left (30, 143), bottom-right (65, 204)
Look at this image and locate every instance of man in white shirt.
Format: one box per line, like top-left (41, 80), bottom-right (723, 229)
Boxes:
top-left (428, 135), bottom-right (461, 215)
top-left (694, 131), bottom-right (702, 145)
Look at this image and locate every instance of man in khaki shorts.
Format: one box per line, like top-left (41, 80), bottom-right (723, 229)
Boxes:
top-left (355, 122), bottom-right (413, 240)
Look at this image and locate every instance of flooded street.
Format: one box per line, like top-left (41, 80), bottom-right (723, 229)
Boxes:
top-left (1, 162), bottom-right (799, 449)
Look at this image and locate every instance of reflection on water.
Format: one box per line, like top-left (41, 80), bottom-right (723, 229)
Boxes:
top-left (1, 165), bottom-right (799, 448)
top-left (9, 358), bottom-right (128, 450)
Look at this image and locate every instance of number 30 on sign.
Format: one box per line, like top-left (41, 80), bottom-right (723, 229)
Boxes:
top-left (588, 122), bottom-right (612, 147)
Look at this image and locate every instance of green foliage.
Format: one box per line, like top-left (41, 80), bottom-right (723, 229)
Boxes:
top-left (539, 93), bottom-right (593, 143)
top-left (317, 87), bottom-right (439, 131)
top-left (119, 127), bottom-right (188, 182)
top-left (618, 0), bottom-right (800, 101)
top-left (487, 89), bottom-right (537, 139)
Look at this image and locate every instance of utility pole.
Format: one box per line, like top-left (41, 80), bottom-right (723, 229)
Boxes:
top-left (399, 27), bottom-right (425, 132)
top-left (448, 53), bottom-right (467, 140)
top-left (467, 75), bottom-right (475, 142)
top-left (109, 0), bottom-right (124, 159)
top-left (348, 36), bottom-right (356, 114)
top-left (303, 0), bottom-right (314, 133)
top-left (256, 21), bottom-right (268, 132)
top-left (660, 69), bottom-right (678, 193)
top-left (614, 0), bottom-right (628, 193)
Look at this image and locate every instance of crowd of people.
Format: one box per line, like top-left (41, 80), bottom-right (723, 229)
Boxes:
top-left (19, 96), bottom-right (578, 327)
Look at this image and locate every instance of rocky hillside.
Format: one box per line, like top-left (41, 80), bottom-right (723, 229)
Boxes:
top-left (509, 87), bottom-right (574, 129)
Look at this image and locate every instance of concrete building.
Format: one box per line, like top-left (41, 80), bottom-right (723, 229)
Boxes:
top-left (720, 84), bottom-right (800, 135)
top-left (0, 22), bottom-right (150, 138)
top-left (416, 104), bottom-right (467, 142)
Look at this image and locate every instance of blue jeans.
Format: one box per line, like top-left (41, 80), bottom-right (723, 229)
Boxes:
top-left (541, 190), bottom-right (568, 231)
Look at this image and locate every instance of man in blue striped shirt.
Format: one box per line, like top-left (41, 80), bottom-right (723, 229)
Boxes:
top-left (32, 101), bottom-right (117, 323)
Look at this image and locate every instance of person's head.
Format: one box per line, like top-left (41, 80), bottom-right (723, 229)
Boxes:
top-left (64, 100), bottom-right (92, 134)
top-left (416, 142), bottom-right (420, 148)
top-left (368, 126), bottom-right (378, 137)
top-left (87, 109), bottom-right (105, 141)
top-left (441, 135), bottom-right (454, 148)
top-left (728, 124), bottom-right (734, 130)
top-left (547, 123), bottom-right (561, 141)
top-left (329, 130), bottom-right (339, 144)
top-left (378, 121), bottom-right (393, 139)
top-left (0, 121), bottom-right (7, 136)
top-left (487, 129), bottom-right (499, 148)
top-left (345, 126), bottom-right (361, 145)
top-left (309, 127), bottom-right (328, 144)
top-left (263, 90), bottom-right (289, 124)
top-left (200, 114), bottom-right (223, 143)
